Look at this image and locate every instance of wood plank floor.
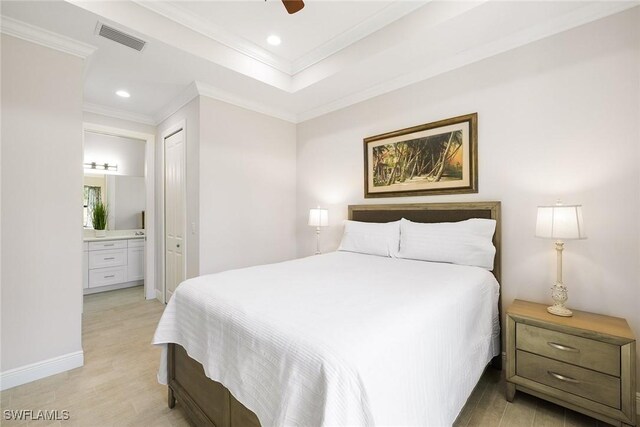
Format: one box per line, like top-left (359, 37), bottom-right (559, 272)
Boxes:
top-left (1, 286), bottom-right (610, 426)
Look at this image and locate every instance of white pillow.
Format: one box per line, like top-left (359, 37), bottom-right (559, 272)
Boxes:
top-left (398, 218), bottom-right (496, 270)
top-left (338, 220), bottom-right (400, 257)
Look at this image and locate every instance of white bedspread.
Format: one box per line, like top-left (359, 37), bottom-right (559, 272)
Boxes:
top-left (153, 251), bottom-right (500, 427)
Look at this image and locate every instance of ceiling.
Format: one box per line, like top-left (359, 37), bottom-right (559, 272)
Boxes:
top-left (1, 0), bottom-right (637, 124)
top-left (139, 1), bottom-right (422, 67)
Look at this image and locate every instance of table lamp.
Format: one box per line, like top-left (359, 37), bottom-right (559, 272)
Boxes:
top-left (536, 201), bottom-right (586, 317)
top-left (308, 206), bottom-right (328, 255)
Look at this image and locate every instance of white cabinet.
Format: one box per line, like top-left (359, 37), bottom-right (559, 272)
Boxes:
top-left (84, 237), bottom-right (144, 294)
top-left (127, 246), bottom-right (144, 281)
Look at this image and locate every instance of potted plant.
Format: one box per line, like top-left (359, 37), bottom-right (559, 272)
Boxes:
top-left (92, 200), bottom-right (108, 238)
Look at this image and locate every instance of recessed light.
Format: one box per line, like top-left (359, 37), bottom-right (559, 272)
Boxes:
top-left (267, 35), bottom-right (281, 46)
top-left (116, 90), bottom-right (130, 98)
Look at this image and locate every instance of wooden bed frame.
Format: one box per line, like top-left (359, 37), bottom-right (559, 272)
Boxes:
top-left (167, 201), bottom-right (502, 427)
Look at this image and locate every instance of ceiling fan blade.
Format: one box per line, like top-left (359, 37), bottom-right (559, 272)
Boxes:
top-left (282, 0), bottom-right (304, 14)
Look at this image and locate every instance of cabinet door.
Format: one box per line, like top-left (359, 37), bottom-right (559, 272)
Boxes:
top-left (127, 246), bottom-right (144, 281)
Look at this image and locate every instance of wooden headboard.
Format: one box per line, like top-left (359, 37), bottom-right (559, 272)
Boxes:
top-left (348, 202), bottom-right (502, 284)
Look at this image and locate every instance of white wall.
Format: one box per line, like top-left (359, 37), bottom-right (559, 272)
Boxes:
top-left (296, 9), bottom-right (640, 383)
top-left (113, 175), bottom-right (145, 229)
top-left (156, 98), bottom-right (200, 292)
top-left (199, 97), bottom-right (297, 274)
top-left (84, 132), bottom-right (145, 177)
top-left (1, 35), bottom-right (84, 377)
top-left (153, 96), bottom-right (297, 295)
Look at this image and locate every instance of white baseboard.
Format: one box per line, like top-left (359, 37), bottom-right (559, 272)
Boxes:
top-left (0, 351), bottom-right (84, 391)
top-left (145, 283), bottom-right (156, 300)
top-left (83, 280), bottom-right (142, 295)
top-left (155, 288), bottom-right (164, 304)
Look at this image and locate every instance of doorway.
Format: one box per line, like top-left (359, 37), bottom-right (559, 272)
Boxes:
top-left (82, 123), bottom-right (156, 301)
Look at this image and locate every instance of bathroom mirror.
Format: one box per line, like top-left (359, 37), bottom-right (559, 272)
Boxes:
top-left (83, 131), bottom-right (146, 231)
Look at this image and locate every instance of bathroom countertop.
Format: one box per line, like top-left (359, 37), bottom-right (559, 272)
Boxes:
top-left (83, 235), bottom-right (145, 242)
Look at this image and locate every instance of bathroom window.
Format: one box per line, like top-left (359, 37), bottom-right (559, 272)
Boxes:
top-left (83, 186), bottom-right (102, 228)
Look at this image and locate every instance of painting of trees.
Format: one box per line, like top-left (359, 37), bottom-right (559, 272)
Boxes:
top-left (372, 130), bottom-right (463, 187)
top-left (364, 113), bottom-right (477, 198)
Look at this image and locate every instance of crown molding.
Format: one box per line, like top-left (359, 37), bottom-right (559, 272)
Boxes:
top-left (132, 1), bottom-right (292, 75)
top-left (84, 102), bottom-right (156, 126)
top-left (154, 80), bottom-right (297, 125)
top-left (297, 1), bottom-right (639, 123)
top-left (291, 1), bottom-right (427, 74)
top-left (0, 15), bottom-right (96, 58)
top-left (194, 81), bottom-right (297, 124)
top-left (153, 82), bottom-right (200, 126)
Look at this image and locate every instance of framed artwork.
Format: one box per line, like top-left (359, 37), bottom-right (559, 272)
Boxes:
top-left (364, 113), bottom-right (478, 198)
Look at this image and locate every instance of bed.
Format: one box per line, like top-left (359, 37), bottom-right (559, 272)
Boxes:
top-left (153, 201), bottom-right (502, 427)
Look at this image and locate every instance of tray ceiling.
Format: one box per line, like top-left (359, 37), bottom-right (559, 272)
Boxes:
top-left (1, 0), bottom-right (636, 123)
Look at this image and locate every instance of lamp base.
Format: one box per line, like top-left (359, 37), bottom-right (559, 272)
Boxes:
top-left (315, 227), bottom-right (321, 255)
top-left (547, 305), bottom-right (573, 317)
top-left (548, 280), bottom-right (573, 317)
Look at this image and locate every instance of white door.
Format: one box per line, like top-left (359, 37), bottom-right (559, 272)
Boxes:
top-left (164, 129), bottom-right (186, 302)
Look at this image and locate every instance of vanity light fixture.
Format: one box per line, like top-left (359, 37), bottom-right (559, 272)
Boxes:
top-left (267, 35), bottom-right (281, 46)
top-left (116, 90), bottom-right (130, 98)
top-left (84, 162), bottom-right (118, 172)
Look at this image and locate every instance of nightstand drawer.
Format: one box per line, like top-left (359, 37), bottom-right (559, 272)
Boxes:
top-left (516, 350), bottom-right (620, 409)
top-left (516, 323), bottom-right (620, 376)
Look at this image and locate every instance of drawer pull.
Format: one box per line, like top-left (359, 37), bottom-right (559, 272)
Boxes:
top-left (547, 342), bottom-right (579, 353)
top-left (104, 257), bottom-right (115, 260)
top-left (104, 275), bottom-right (115, 278)
top-left (548, 371), bottom-right (580, 384)
top-left (103, 244), bottom-right (115, 247)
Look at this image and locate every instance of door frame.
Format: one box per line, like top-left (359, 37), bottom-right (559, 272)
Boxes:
top-left (159, 120), bottom-right (187, 304)
top-left (82, 122), bottom-right (156, 300)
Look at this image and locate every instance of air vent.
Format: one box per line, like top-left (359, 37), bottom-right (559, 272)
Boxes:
top-left (96, 23), bottom-right (146, 52)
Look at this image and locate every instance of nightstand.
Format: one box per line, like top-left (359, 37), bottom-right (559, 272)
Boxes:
top-left (506, 299), bottom-right (636, 427)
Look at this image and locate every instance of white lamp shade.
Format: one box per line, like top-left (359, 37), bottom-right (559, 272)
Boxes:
top-left (536, 204), bottom-right (586, 240)
top-left (308, 208), bottom-right (329, 227)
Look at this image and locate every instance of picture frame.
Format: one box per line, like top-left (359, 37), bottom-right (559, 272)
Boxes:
top-left (363, 113), bottom-right (478, 198)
